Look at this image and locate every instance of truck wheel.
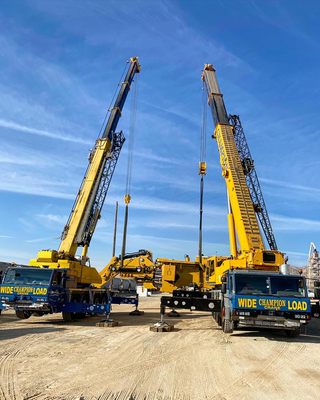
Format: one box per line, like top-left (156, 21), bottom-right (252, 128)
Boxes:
top-left (62, 312), bottom-right (76, 322)
top-left (75, 312), bottom-right (86, 319)
top-left (222, 319), bottom-right (233, 333)
top-left (16, 310), bottom-right (31, 319)
top-left (285, 328), bottom-right (300, 338)
top-left (32, 312), bottom-right (44, 317)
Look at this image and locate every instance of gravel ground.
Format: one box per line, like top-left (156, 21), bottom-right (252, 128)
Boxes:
top-left (0, 295), bottom-right (320, 400)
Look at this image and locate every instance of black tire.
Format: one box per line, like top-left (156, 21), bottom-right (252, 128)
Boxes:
top-left (32, 312), bottom-right (44, 317)
top-left (16, 310), bottom-right (31, 319)
top-left (285, 328), bottom-right (300, 338)
top-left (222, 319), bottom-right (233, 333)
top-left (62, 312), bottom-right (76, 322)
top-left (75, 312), bottom-right (86, 319)
top-left (212, 311), bottom-right (222, 326)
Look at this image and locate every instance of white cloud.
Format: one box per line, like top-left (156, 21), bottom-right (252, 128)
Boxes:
top-left (25, 236), bottom-right (59, 244)
top-left (0, 118), bottom-right (91, 145)
top-left (261, 177), bottom-right (320, 196)
top-left (36, 214), bottom-right (68, 225)
top-left (0, 171), bottom-right (75, 200)
top-left (271, 214), bottom-right (320, 232)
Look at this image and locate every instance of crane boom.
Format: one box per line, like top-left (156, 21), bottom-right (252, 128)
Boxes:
top-left (202, 64), bottom-right (264, 254)
top-left (59, 57), bottom-right (140, 258)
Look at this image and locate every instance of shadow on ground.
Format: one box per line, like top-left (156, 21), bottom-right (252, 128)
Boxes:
top-left (0, 326), bottom-right (65, 341)
top-left (7, 309), bottom-right (211, 328)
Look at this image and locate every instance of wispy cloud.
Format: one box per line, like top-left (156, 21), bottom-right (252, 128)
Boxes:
top-left (0, 172), bottom-right (74, 200)
top-left (250, 1), bottom-right (319, 49)
top-left (25, 236), bottom-right (59, 244)
top-left (0, 118), bottom-right (91, 145)
top-left (105, 194), bottom-right (225, 217)
top-left (272, 214), bottom-right (320, 232)
top-left (0, 248), bottom-right (32, 264)
top-left (36, 214), bottom-right (68, 225)
top-left (261, 178), bottom-right (320, 196)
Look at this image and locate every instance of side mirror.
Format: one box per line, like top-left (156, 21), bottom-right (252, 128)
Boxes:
top-left (221, 283), bottom-right (227, 294)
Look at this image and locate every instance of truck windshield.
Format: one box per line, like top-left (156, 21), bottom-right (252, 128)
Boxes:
top-left (235, 274), bottom-right (306, 297)
top-left (270, 276), bottom-right (305, 297)
top-left (235, 275), bottom-right (269, 295)
top-left (3, 268), bottom-right (52, 286)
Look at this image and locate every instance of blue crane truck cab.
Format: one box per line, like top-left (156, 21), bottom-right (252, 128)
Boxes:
top-left (218, 270), bottom-right (311, 336)
top-left (0, 266), bottom-right (137, 321)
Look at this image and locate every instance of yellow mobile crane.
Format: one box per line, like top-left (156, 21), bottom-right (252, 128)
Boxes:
top-left (156, 64), bottom-right (311, 336)
top-left (0, 57), bottom-right (149, 321)
top-left (201, 64), bottom-right (284, 282)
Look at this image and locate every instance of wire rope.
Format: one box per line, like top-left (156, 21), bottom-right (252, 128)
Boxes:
top-left (125, 73), bottom-right (138, 196)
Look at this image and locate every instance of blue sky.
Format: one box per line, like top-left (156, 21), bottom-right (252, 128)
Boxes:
top-left (0, 0), bottom-right (319, 268)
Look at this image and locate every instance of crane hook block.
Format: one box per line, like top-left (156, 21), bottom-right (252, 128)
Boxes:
top-left (199, 161), bottom-right (207, 175)
top-left (124, 194), bottom-right (131, 205)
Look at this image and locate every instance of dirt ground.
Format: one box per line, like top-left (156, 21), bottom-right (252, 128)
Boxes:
top-left (0, 295), bottom-right (320, 400)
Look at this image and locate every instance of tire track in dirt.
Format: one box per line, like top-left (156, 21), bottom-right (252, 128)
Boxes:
top-left (212, 340), bottom-right (306, 400)
top-left (212, 341), bottom-right (290, 400)
top-left (94, 328), bottom-right (226, 400)
top-left (0, 334), bottom-right (41, 400)
top-left (109, 330), bottom-right (223, 379)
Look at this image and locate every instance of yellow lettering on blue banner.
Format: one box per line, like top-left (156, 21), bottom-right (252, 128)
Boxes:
top-left (237, 298), bottom-right (257, 308)
top-left (258, 299), bottom-right (286, 309)
top-left (0, 286), bottom-right (47, 295)
top-left (237, 297), bottom-right (308, 311)
top-left (288, 301), bottom-right (307, 311)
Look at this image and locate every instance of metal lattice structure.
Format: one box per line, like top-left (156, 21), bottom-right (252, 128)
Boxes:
top-left (80, 131), bottom-right (125, 246)
top-left (229, 114), bottom-right (278, 250)
top-left (306, 242), bottom-right (320, 291)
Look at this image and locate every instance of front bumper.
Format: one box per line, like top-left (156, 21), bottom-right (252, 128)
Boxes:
top-left (235, 315), bottom-right (302, 330)
top-left (4, 300), bottom-right (52, 312)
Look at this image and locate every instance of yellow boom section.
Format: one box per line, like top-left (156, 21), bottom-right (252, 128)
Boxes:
top-left (202, 64), bottom-right (265, 255)
top-left (58, 138), bottom-right (110, 256)
top-left (214, 123), bottom-right (264, 253)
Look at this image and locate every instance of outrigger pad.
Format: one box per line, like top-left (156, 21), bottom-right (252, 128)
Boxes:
top-left (96, 319), bottom-right (119, 327)
top-left (129, 309), bottom-right (145, 316)
top-left (150, 321), bottom-right (174, 332)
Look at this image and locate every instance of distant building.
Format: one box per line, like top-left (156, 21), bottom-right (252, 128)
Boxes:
top-left (306, 243), bottom-right (320, 291)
